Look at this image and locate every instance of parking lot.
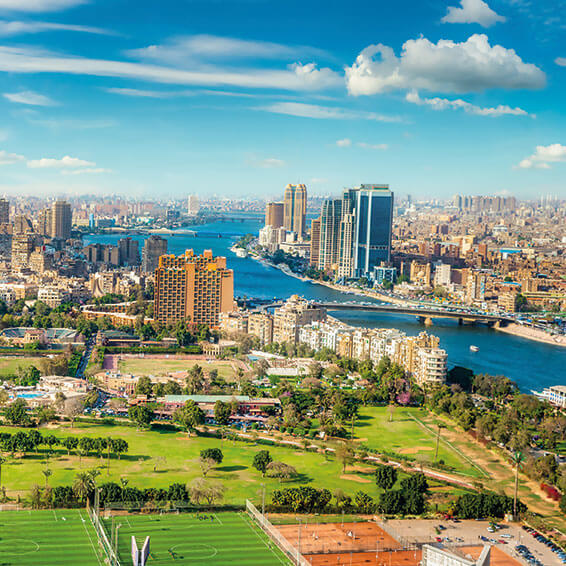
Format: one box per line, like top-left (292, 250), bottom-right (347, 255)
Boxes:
top-left (385, 519), bottom-right (564, 565)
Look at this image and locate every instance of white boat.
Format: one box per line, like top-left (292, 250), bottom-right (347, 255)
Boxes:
top-left (235, 248), bottom-right (248, 258)
top-left (470, 345), bottom-right (479, 352)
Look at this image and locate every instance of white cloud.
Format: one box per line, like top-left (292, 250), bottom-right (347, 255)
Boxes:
top-left (0, 149), bottom-right (24, 164)
top-left (441, 0), bottom-right (506, 27)
top-left (406, 90), bottom-right (530, 117)
top-left (128, 35), bottom-right (329, 65)
top-left (260, 101), bottom-right (401, 122)
top-left (105, 87), bottom-right (263, 99)
top-left (61, 167), bottom-right (111, 175)
top-left (0, 45), bottom-right (341, 91)
top-left (336, 138), bottom-right (352, 147)
top-left (556, 57), bottom-right (566, 67)
top-left (346, 34), bottom-right (545, 95)
top-left (0, 20), bottom-right (109, 36)
top-left (4, 89), bottom-right (54, 105)
top-left (0, 0), bottom-right (86, 12)
top-left (356, 142), bottom-right (388, 150)
top-left (516, 144), bottom-right (566, 169)
top-left (27, 155), bottom-right (95, 169)
top-left (247, 157), bottom-right (286, 169)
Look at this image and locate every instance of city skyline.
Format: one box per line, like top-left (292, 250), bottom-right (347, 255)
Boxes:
top-left (0, 0), bottom-right (564, 199)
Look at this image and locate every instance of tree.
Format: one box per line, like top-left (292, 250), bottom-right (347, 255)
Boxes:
top-left (64, 398), bottom-right (84, 428)
top-left (355, 491), bottom-right (375, 513)
top-left (128, 405), bottom-right (154, 430)
top-left (199, 457), bottom-right (217, 477)
top-left (214, 400), bottom-right (231, 425)
top-left (200, 448), bottom-right (223, 464)
top-left (173, 400), bottom-right (204, 435)
top-left (4, 398), bottom-right (30, 426)
top-left (335, 442), bottom-right (355, 473)
top-left (135, 376), bottom-right (153, 396)
top-left (375, 464), bottom-right (398, 491)
top-left (266, 461), bottom-right (297, 483)
top-left (308, 362), bottom-right (323, 380)
top-left (42, 468), bottom-right (52, 487)
top-left (0, 455), bottom-right (5, 494)
top-left (253, 450), bottom-right (272, 477)
top-left (72, 470), bottom-right (96, 503)
top-left (186, 365), bottom-right (204, 394)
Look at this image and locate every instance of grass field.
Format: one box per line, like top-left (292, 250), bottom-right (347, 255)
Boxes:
top-left (113, 511), bottom-right (290, 565)
top-left (117, 358), bottom-right (242, 379)
top-left (0, 356), bottom-right (40, 377)
top-left (0, 422), bottom-right (395, 504)
top-left (0, 509), bottom-right (104, 565)
top-left (353, 406), bottom-right (483, 478)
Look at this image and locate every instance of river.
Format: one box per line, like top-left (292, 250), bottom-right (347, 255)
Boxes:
top-left (84, 218), bottom-right (566, 393)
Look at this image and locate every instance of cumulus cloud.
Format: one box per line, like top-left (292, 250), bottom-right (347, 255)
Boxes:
top-left (346, 34), bottom-right (545, 95)
top-left (260, 102), bottom-right (401, 122)
top-left (516, 144), bottom-right (566, 169)
top-left (441, 0), bottom-right (506, 27)
top-left (406, 90), bottom-right (530, 117)
top-left (0, 20), bottom-right (109, 36)
top-left (336, 138), bottom-right (352, 147)
top-left (556, 57), bottom-right (566, 66)
top-left (0, 0), bottom-right (86, 12)
top-left (0, 45), bottom-right (341, 92)
top-left (254, 157), bottom-right (285, 168)
top-left (4, 89), bottom-right (54, 105)
top-left (27, 155), bottom-right (95, 168)
top-left (61, 167), bottom-right (111, 175)
top-left (356, 142), bottom-right (388, 150)
top-left (0, 149), bottom-right (24, 164)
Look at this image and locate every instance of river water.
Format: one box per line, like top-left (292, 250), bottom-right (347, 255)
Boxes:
top-left (84, 218), bottom-right (566, 392)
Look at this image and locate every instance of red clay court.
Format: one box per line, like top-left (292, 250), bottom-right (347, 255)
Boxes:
top-left (305, 549), bottom-right (422, 566)
top-left (276, 521), bottom-right (402, 556)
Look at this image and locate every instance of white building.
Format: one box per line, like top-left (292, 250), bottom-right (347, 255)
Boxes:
top-left (38, 286), bottom-right (70, 308)
top-left (415, 347), bottom-right (448, 386)
top-left (187, 195), bottom-right (200, 215)
top-left (434, 263), bottom-right (452, 288)
top-left (538, 385), bottom-right (566, 408)
top-left (422, 544), bottom-right (490, 566)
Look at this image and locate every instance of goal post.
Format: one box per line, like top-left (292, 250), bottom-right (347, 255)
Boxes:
top-left (246, 500), bottom-right (310, 566)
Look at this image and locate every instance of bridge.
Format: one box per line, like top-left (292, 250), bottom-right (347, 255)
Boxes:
top-left (241, 297), bottom-right (511, 326)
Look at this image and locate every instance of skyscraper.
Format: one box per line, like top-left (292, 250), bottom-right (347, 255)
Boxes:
top-left (187, 195), bottom-right (200, 215)
top-left (309, 217), bottom-right (321, 267)
top-left (154, 249), bottom-right (233, 326)
top-left (51, 200), bottom-right (72, 240)
top-left (343, 184), bottom-right (393, 278)
top-left (283, 183), bottom-right (307, 238)
top-left (265, 202), bottom-right (284, 228)
top-left (0, 198), bottom-right (9, 224)
top-left (142, 235), bottom-right (168, 273)
top-left (118, 237), bottom-right (140, 266)
top-left (318, 199), bottom-right (342, 271)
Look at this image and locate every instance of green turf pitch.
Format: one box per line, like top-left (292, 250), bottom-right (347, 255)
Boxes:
top-left (0, 509), bottom-right (104, 566)
top-left (113, 512), bottom-right (291, 565)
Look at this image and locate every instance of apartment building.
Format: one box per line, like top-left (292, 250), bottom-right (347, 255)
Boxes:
top-left (154, 249), bottom-right (234, 327)
top-left (273, 295), bottom-right (326, 344)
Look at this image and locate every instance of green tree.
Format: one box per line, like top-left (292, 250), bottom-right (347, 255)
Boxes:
top-left (135, 376), bottom-right (153, 396)
top-left (200, 448), bottom-right (223, 464)
top-left (173, 400), bottom-right (204, 435)
top-left (5, 398), bottom-right (30, 426)
top-left (375, 464), bottom-right (398, 491)
top-left (214, 400), bottom-right (231, 425)
top-left (128, 405), bottom-right (154, 430)
top-left (253, 450), bottom-right (273, 477)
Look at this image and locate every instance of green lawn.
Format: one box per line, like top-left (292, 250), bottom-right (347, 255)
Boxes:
top-left (0, 356), bottom-right (40, 377)
top-left (0, 509), bottom-right (104, 566)
top-left (0, 423), bottom-right (387, 504)
top-left (354, 406), bottom-right (484, 478)
top-left (114, 511), bottom-right (290, 565)
top-left (118, 358), bottom-right (240, 379)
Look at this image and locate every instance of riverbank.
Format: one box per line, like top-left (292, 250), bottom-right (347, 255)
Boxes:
top-left (496, 322), bottom-right (566, 347)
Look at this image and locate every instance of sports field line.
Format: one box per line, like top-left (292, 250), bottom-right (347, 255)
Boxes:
top-left (239, 511), bottom-right (289, 566)
top-left (79, 510), bottom-right (103, 566)
top-left (53, 509), bottom-right (58, 521)
top-left (213, 512), bottom-right (223, 525)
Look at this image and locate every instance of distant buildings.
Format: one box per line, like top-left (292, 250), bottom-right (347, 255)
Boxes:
top-left (187, 195), bottom-right (200, 216)
top-left (318, 199), bottom-right (342, 271)
top-left (154, 249), bottom-right (234, 326)
top-left (273, 295), bottom-right (326, 344)
top-left (265, 202), bottom-right (284, 229)
top-left (283, 183), bottom-right (307, 238)
top-left (0, 198), bottom-right (9, 224)
top-left (142, 235), bottom-right (168, 273)
top-left (118, 237), bottom-right (140, 266)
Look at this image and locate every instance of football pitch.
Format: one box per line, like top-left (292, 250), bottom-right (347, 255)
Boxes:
top-left (113, 511), bottom-right (291, 565)
top-left (0, 509), bottom-right (104, 565)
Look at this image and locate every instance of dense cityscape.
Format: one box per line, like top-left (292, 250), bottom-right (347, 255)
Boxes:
top-left (1, 0), bottom-right (566, 564)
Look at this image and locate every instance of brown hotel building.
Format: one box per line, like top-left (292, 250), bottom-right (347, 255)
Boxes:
top-left (154, 249), bottom-right (234, 327)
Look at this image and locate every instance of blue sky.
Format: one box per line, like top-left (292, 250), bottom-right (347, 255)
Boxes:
top-left (0, 0), bottom-right (564, 200)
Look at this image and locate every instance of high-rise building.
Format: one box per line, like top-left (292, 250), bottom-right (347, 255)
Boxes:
top-left (265, 202), bottom-right (284, 229)
top-left (154, 249), bottom-right (233, 326)
top-left (318, 199), bottom-right (342, 271)
top-left (0, 198), bottom-right (9, 224)
top-left (37, 208), bottom-right (52, 237)
top-left (51, 200), bottom-right (72, 240)
top-left (343, 184), bottom-right (393, 278)
top-left (118, 237), bottom-right (140, 266)
top-left (13, 215), bottom-right (33, 235)
top-left (309, 217), bottom-right (321, 267)
top-left (11, 233), bottom-right (34, 271)
top-left (187, 195), bottom-right (200, 216)
top-left (283, 183), bottom-right (307, 237)
top-left (142, 235), bottom-right (168, 273)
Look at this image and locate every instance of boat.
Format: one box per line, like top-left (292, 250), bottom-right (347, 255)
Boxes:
top-left (470, 345), bottom-right (479, 352)
top-left (235, 248), bottom-right (248, 258)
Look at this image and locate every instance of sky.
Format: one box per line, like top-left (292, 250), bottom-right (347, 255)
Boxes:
top-left (0, 0), bottom-right (565, 200)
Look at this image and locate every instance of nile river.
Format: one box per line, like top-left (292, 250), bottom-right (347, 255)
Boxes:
top-left (85, 218), bottom-right (566, 392)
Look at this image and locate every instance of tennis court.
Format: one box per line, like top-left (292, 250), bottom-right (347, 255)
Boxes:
top-left (0, 509), bottom-right (104, 566)
top-left (113, 511), bottom-right (291, 565)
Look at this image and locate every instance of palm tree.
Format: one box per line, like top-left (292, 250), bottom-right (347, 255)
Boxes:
top-left (0, 455), bottom-right (5, 493)
top-left (73, 471), bottom-right (95, 503)
top-left (42, 468), bottom-right (52, 487)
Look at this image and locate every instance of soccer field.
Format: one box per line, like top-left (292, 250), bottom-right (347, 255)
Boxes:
top-left (113, 511), bottom-right (291, 565)
top-left (0, 509), bottom-right (104, 566)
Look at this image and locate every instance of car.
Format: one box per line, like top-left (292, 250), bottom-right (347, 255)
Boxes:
top-left (501, 533), bottom-right (512, 538)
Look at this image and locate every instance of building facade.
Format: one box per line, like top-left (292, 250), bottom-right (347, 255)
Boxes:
top-left (283, 183), bottom-right (307, 238)
top-left (142, 235), bottom-right (168, 273)
top-left (265, 202), bottom-right (284, 229)
top-left (51, 200), bottom-right (72, 240)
